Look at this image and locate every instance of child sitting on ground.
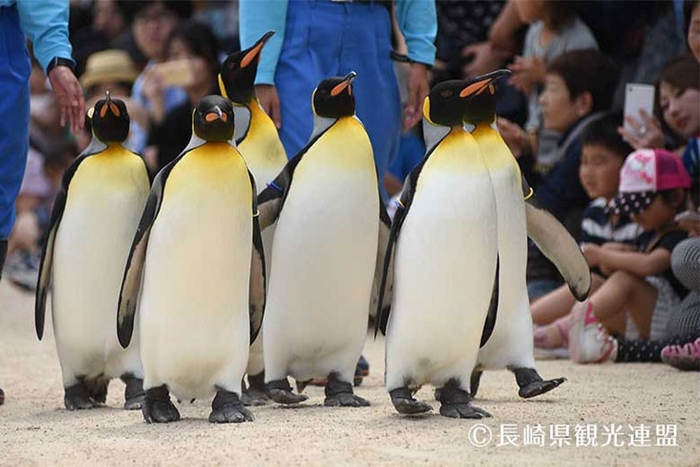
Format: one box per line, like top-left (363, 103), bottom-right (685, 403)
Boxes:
top-left (568, 148), bottom-right (693, 363)
top-left (532, 113), bottom-right (651, 351)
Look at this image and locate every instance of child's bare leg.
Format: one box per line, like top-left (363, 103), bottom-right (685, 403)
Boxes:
top-left (591, 270), bottom-right (657, 338)
top-left (531, 274), bottom-right (605, 325)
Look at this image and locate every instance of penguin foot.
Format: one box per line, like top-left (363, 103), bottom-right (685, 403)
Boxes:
top-left (437, 379), bottom-right (490, 419)
top-left (86, 379), bottom-right (108, 405)
top-left (209, 389), bottom-right (254, 423)
top-left (389, 387), bottom-right (432, 415)
top-left (242, 371), bottom-right (269, 406)
top-left (64, 381), bottom-right (97, 410)
top-left (142, 385), bottom-right (180, 423)
top-left (121, 374), bottom-right (145, 410)
top-left (518, 378), bottom-right (567, 398)
top-left (267, 378), bottom-right (308, 405)
top-left (510, 367), bottom-right (566, 398)
top-left (324, 373), bottom-right (369, 407)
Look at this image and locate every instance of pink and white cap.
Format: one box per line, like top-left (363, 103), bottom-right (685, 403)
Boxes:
top-left (608, 149), bottom-right (691, 217)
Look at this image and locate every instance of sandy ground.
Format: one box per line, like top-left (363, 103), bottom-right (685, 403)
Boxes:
top-left (0, 280), bottom-right (698, 467)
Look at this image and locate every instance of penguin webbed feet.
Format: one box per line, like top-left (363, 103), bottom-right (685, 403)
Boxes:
top-left (121, 373), bottom-right (145, 410)
top-left (209, 388), bottom-right (254, 423)
top-left (437, 379), bottom-right (491, 419)
top-left (324, 373), bottom-right (370, 408)
top-left (389, 387), bottom-right (432, 415)
top-left (241, 372), bottom-right (270, 406)
top-left (266, 378), bottom-right (309, 405)
top-left (510, 367), bottom-right (566, 398)
top-left (64, 380), bottom-right (99, 410)
top-left (142, 385), bottom-right (180, 423)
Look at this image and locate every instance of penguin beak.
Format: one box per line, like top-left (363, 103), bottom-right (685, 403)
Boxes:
top-left (99, 90), bottom-right (121, 118)
top-left (241, 30), bottom-right (274, 68)
top-left (459, 69), bottom-right (511, 98)
top-left (205, 106), bottom-right (226, 122)
top-left (331, 71), bottom-right (357, 97)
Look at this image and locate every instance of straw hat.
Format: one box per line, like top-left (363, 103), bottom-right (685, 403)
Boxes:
top-left (80, 49), bottom-right (138, 89)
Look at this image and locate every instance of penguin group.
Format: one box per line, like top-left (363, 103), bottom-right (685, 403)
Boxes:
top-left (34, 30), bottom-right (590, 423)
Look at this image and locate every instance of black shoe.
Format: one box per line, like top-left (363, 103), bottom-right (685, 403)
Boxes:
top-left (0, 387), bottom-right (4, 406)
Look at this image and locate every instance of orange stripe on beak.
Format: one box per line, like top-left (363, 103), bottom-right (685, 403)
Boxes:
top-left (330, 80), bottom-right (350, 97)
top-left (99, 103), bottom-right (108, 118)
top-left (241, 42), bottom-right (264, 68)
top-left (459, 78), bottom-right (490, 98)
top-left (109, 102), bottom-right (120, 117)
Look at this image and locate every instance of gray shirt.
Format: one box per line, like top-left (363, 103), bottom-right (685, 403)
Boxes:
top-left (523, 17), bottom-right (599, 132)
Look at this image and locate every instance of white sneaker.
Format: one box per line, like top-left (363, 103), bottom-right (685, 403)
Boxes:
top-left (569, 301), bottom-right (617, 364)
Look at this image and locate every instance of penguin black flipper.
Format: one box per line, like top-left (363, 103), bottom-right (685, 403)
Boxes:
top-left (374, 156), bottom-right (431, 337)
top-left (35, 140), bottom-right (107, 340)
top-left (520, 177), bottom-right (591, 301)
top-left (248, 170), bottom-right (266, 344)
top-left (370, 199), bottom-right (393, 323)
top-left (479, 256), bottom-right (500, 347)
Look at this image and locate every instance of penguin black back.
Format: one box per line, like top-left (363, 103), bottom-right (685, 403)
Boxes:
top-left (220, 31), bottom-right (274, 104)
top-left (312, 72), bottom-right (357, 119)
top-left (462, 69), bottom-right (511, 126)
top-left (193, 95), bottom-right (235, 142)
top-left (91, 92), bottom-right (130, 143)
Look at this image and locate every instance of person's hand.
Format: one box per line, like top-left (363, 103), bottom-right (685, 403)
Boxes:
top-left (617, 109), bottom-right (664, 150)
top-left (601, 242), bottom-right (637, 252)
top-left (581, 243), bottom-right (601, 267)
top-left (141, 67), bottom-right (167, 125)
top-left (461, 41), bottom-right (507, 78)
top-left (404, 62), bottom-right (430, 130)
top-left (508, 55), bottom-right (546, 95)
top-left (47, 65), bottom-right (85, 134)
top-left (497, 117), bottom-right (530, 158)
top-left (255, 84), bottom-right (281, 129)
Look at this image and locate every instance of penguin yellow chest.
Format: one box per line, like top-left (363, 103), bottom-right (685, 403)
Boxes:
top-left (238, 104), bottom-right (287, 190)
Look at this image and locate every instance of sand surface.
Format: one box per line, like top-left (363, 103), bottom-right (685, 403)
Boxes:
top-left (1, 280), bottom-right (698, 466)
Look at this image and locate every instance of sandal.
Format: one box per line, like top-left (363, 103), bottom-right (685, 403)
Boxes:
top-left (661, 338), bottom-right (700, 371)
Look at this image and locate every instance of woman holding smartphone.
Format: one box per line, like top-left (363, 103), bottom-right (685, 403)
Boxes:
top-left (142, 20), bottom-right (221, 172)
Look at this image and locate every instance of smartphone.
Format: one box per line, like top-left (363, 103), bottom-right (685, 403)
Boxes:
top-left (623, 83), bottom-right (655, 134)
top-left (151, 59), bottom-right (194, 87)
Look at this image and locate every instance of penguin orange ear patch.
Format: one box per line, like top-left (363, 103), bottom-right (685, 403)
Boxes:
top-left (205, 112), bottom-right (219, 122)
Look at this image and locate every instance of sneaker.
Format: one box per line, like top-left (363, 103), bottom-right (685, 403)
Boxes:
top-left (569, 301), bottom-right (617, 364)
top-left (4, 249), bottom-right (39, 291)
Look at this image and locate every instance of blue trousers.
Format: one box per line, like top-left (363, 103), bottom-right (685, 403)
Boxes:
top-left (0, 6), bottom-right (31, 240)
top-left (275, 0), bottom-right (401, 200)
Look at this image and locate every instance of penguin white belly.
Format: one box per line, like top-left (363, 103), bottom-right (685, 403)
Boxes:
top-left (477, 128), bottom-right (535, 369)
top-left (264, 151), bottom-right (378, 381)
top-left (138, 150), bottom-right (252, 400)
top-left (52, 157), bottom-right (148, 386)
top-left (385, 132), bottom-right (498, 390)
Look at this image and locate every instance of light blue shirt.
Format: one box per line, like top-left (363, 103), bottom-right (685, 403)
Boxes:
top-left (239, 0), bottom-right (437, 85)
top-left (1, 0), bottom-right (73, 72)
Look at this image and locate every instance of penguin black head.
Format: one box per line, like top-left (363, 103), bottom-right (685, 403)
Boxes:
top-left (90, 92), bottom-right (130, 143)
top-left (461, 69), bottom-right (511, 126)
top-left (219, 31), bottom-right (274, 104)
top-left (423, 80), bottom-right (474, 127)
top-left (192, 95), bottom-right (235, 142)
top-left (312, 72), bottom-right (357, 119)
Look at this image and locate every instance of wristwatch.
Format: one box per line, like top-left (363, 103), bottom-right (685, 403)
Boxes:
top-left (46, 56), bottom-right (76, 75)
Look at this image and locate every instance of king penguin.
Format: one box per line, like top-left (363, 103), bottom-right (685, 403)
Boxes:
top-left (35, 93), bottom-right (150, 411)
top-left (116, 95), bottom-right (266, 424)
top-left (462, 70), bottom-right (590, 399)
top-left (256, 72), bottom-right (388, 407)
top-left (219, 30), bottom-right (287, 405)
top-left (375, 79), bottom-right (499, 419)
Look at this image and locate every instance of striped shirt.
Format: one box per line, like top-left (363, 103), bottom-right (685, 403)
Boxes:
top-left (579, 197), bottom-right (650, 247)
